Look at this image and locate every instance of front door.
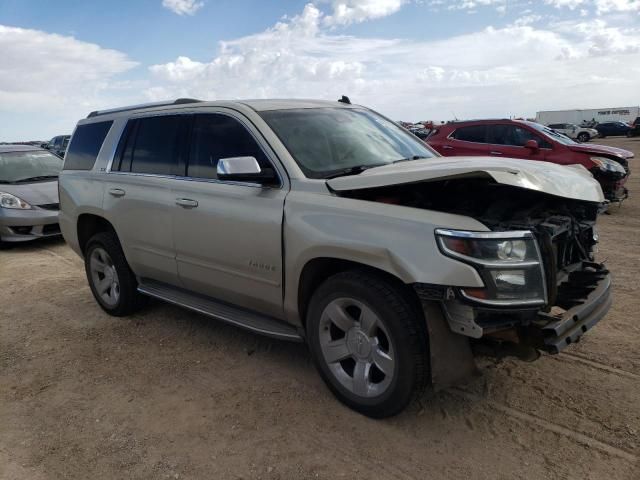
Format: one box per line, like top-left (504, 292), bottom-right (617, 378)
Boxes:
top-left (485, 124), bottom-right (550, 161)
top-left (171, 112), bottom-right (287, 318)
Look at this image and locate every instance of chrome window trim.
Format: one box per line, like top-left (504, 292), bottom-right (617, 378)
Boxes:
top-left (104, 109), bottom-right (285, 188)
top-left (105, 170), bottom-right (273, 190)
top-left (446, 125), bottom-right (553, 150)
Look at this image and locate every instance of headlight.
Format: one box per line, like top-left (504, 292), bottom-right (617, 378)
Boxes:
top-left (590, 157), bottom-right (626, 174)
top-left (0, 192), bottom-right (33, 210)
top-left (435, 229), bottom-right (547, 307)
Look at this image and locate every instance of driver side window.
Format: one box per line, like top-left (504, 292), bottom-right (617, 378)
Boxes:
top-left (188, 114), bottom-right (272, 180)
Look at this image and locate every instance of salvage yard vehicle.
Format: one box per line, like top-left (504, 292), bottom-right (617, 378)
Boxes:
top-left (60, 99), bottom-right (612, 418)
top-left (427, 119), bottom-right (632, 203)
top-left (547, 123), bottom-right (598, 143)
top-left (0, 145), bottom-right (62, 245)
top-left (44, 135), bottom-right (70, 158)
top-left (596, 121), bottom-right (632, 138)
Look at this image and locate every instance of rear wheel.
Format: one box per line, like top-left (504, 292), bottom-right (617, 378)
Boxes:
top-left (85, 232), bottom-right (145, 316)
top-left (577, 132), bottom-right (590, 142)
top-left (307, 271), bottom-right (429, 418)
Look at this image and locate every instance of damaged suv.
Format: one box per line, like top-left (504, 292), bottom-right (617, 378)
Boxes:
top-left (59, 99), bottom-right (612, 418)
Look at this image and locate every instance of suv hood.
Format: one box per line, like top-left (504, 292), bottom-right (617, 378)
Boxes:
top-left (0, 180), bottom-right (59, 206)
top-left (327, 157), bottom-right (604, 203)
top-left (568, 143), bottom-right (634, 159)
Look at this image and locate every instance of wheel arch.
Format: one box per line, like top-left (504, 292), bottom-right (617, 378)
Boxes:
top-left (296, 257), bottom-right (423, 332)
top-left (77, 213), bottom-right (117, 256)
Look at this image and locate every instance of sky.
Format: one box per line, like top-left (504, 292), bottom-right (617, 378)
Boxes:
top-left (0, 0), bottom-right (639, 140)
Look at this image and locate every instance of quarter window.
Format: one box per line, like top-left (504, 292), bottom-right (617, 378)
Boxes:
top-left (451, 125), bottom-right (487, 143)
top-left (187, 114), bottom-right (271, 180)
top-left (63, 121), bottom-right (113, 170)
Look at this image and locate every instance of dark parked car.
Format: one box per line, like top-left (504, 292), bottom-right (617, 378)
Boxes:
top-left (44, 135), bottom-right (70, 158)
top-left (427, 119), bottom-right (632, 202)
top-left (595, 122), bottom-right (632, 138)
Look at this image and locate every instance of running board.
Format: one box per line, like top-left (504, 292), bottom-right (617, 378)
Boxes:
top-left (137, 279), bottom-right (303, 342)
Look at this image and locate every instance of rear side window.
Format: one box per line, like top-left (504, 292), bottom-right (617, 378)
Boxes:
top-left (451, 125), bottom-right (486, 143)
top-left (63, 121), bottom-right (113, 170)
top-left (188, 114), bottom-right (271, 180)
top-left (114, 115), bottom-right (186, 175)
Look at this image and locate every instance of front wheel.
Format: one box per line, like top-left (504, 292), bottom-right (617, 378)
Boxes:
top-left (577, 132), bottom-right (590, 142)
top-left (307, 271), bottom-right (429, 418)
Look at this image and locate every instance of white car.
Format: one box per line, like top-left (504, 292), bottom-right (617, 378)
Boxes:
top-left (547, 123), bottom-right (598, 143)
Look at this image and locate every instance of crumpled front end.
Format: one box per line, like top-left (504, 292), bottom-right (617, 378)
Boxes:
top-left (433, 208), bottom-right (611, 356)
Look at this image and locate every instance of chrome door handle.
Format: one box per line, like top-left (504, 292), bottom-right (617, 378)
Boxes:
top-left (176, 198), bottom-right (198, 208)
top-left (489, 151), bottom-right (503, 155)
top-left (108, 188), bottom-right (126, 197)
top-left (442, 145), bottom-right (454, 150)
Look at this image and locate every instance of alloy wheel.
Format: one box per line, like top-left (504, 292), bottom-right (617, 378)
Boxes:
top-left (89, 247), bottom-right (121, 307)
top-left (318, 298), bottom-right (395, 398)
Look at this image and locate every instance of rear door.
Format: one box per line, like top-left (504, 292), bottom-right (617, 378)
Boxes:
top-left (485, 124), bottom-right (550, 161)
top-left (171, 111), bottom-right (287, 318)
top-left (103, 114), bottom-right (188, 286)
top-left (442, 125), bottom-right (488, 156)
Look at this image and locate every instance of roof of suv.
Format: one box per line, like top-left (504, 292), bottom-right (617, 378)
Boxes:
top-left (86, 98), bottom-right (356, 120)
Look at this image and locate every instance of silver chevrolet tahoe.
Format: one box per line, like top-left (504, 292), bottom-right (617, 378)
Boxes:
top-left (59, 98), bottom-right (612, 418)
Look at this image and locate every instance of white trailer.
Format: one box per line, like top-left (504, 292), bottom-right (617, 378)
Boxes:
top-left (536, 106), bottom-right (639, 126)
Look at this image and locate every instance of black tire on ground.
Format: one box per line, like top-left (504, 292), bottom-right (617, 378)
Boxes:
top-left (84, 231), bottom-right (145, 316)
top-left (577, 132), bottom-right (590, 142)
top-left (599, 133), bottom-right (606, 138)
top-left (306, 270), bottom-right (429, 418)
top-left (626, 131), bottom-right (633, 138)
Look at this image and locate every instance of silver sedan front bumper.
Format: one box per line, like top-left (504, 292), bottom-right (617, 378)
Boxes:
top-left (0, 207), bottom-right (60, 242)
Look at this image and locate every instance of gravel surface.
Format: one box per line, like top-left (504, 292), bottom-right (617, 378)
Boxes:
top-left (1, 137), bottom-right (639, 480)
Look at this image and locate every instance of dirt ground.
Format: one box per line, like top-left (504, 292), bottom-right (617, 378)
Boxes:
top-left (1, 137), bottom-right (639, 480)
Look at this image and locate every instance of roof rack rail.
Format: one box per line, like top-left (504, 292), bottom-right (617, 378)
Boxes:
top-left (86, 98), bottom-right (202, 118)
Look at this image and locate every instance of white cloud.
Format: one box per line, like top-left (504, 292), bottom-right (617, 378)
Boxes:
top-left (162, 0), bottom-right (204, 16)
top-left (147, 4), bottom-right (640, 122)
top-left (594, 0), bottom-right (640, 13)
top-left (0, 25), bottom-right (137, 139)
top-left (544, 0), bottom-right (588, 9)
top-left (324, 0), bottom-right (406, 25)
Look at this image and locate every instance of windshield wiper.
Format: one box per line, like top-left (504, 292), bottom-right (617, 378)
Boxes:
top-left (392, 155), bottom-right (430, 164)
top-left (323, 164), bottom-right (386, 179)
top-left (14, 175), bottom-right (59, 182)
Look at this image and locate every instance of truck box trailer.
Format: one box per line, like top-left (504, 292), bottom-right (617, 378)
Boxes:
top-left (536, 106), bottom-right (639, 126)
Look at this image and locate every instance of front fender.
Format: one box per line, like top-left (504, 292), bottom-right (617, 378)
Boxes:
top-left (283, 190), bottom-right (487, 323)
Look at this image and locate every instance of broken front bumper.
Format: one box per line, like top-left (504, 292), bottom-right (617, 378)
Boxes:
top-left (525, 264), bottom-right (611, 354)
top-left (432, 262), bottom-right (612, 354)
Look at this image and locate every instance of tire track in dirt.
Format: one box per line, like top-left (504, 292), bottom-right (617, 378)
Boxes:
top-left (450, 388), bottom-right (638, 463)
top-left (553, 352), bottom-right (640, 381)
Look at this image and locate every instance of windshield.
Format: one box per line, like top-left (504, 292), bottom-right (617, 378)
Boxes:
top-left (0, 150), bottom-right (63, 183)
top-left (527, 122), bottom-right (577, 145)
top-left (260, 108), bottom-right (438, 178)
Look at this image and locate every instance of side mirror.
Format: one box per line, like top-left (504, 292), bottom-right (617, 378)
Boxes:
top-left (524, 140), bottom-right (539, 151)
top-left (217, 156), bottom-right (277, 185)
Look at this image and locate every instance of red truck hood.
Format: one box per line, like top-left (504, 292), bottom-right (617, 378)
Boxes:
top-left (568, 143), bottom-right (634, 160)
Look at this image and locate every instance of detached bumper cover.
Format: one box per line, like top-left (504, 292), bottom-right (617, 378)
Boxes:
top-left (527, 263), bottom-right (611, 354)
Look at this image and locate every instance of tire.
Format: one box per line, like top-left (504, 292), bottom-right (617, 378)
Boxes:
top-left (577, 132), bottom-right (590, 142)
top-left (84, 231), bottom-right (145, 316)
top-left (626, 131), bottom-right (633, 138)
top-left (306, 270), bottom-right (429, 418)
top-left (599, 133), bottom-right (606, 138)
